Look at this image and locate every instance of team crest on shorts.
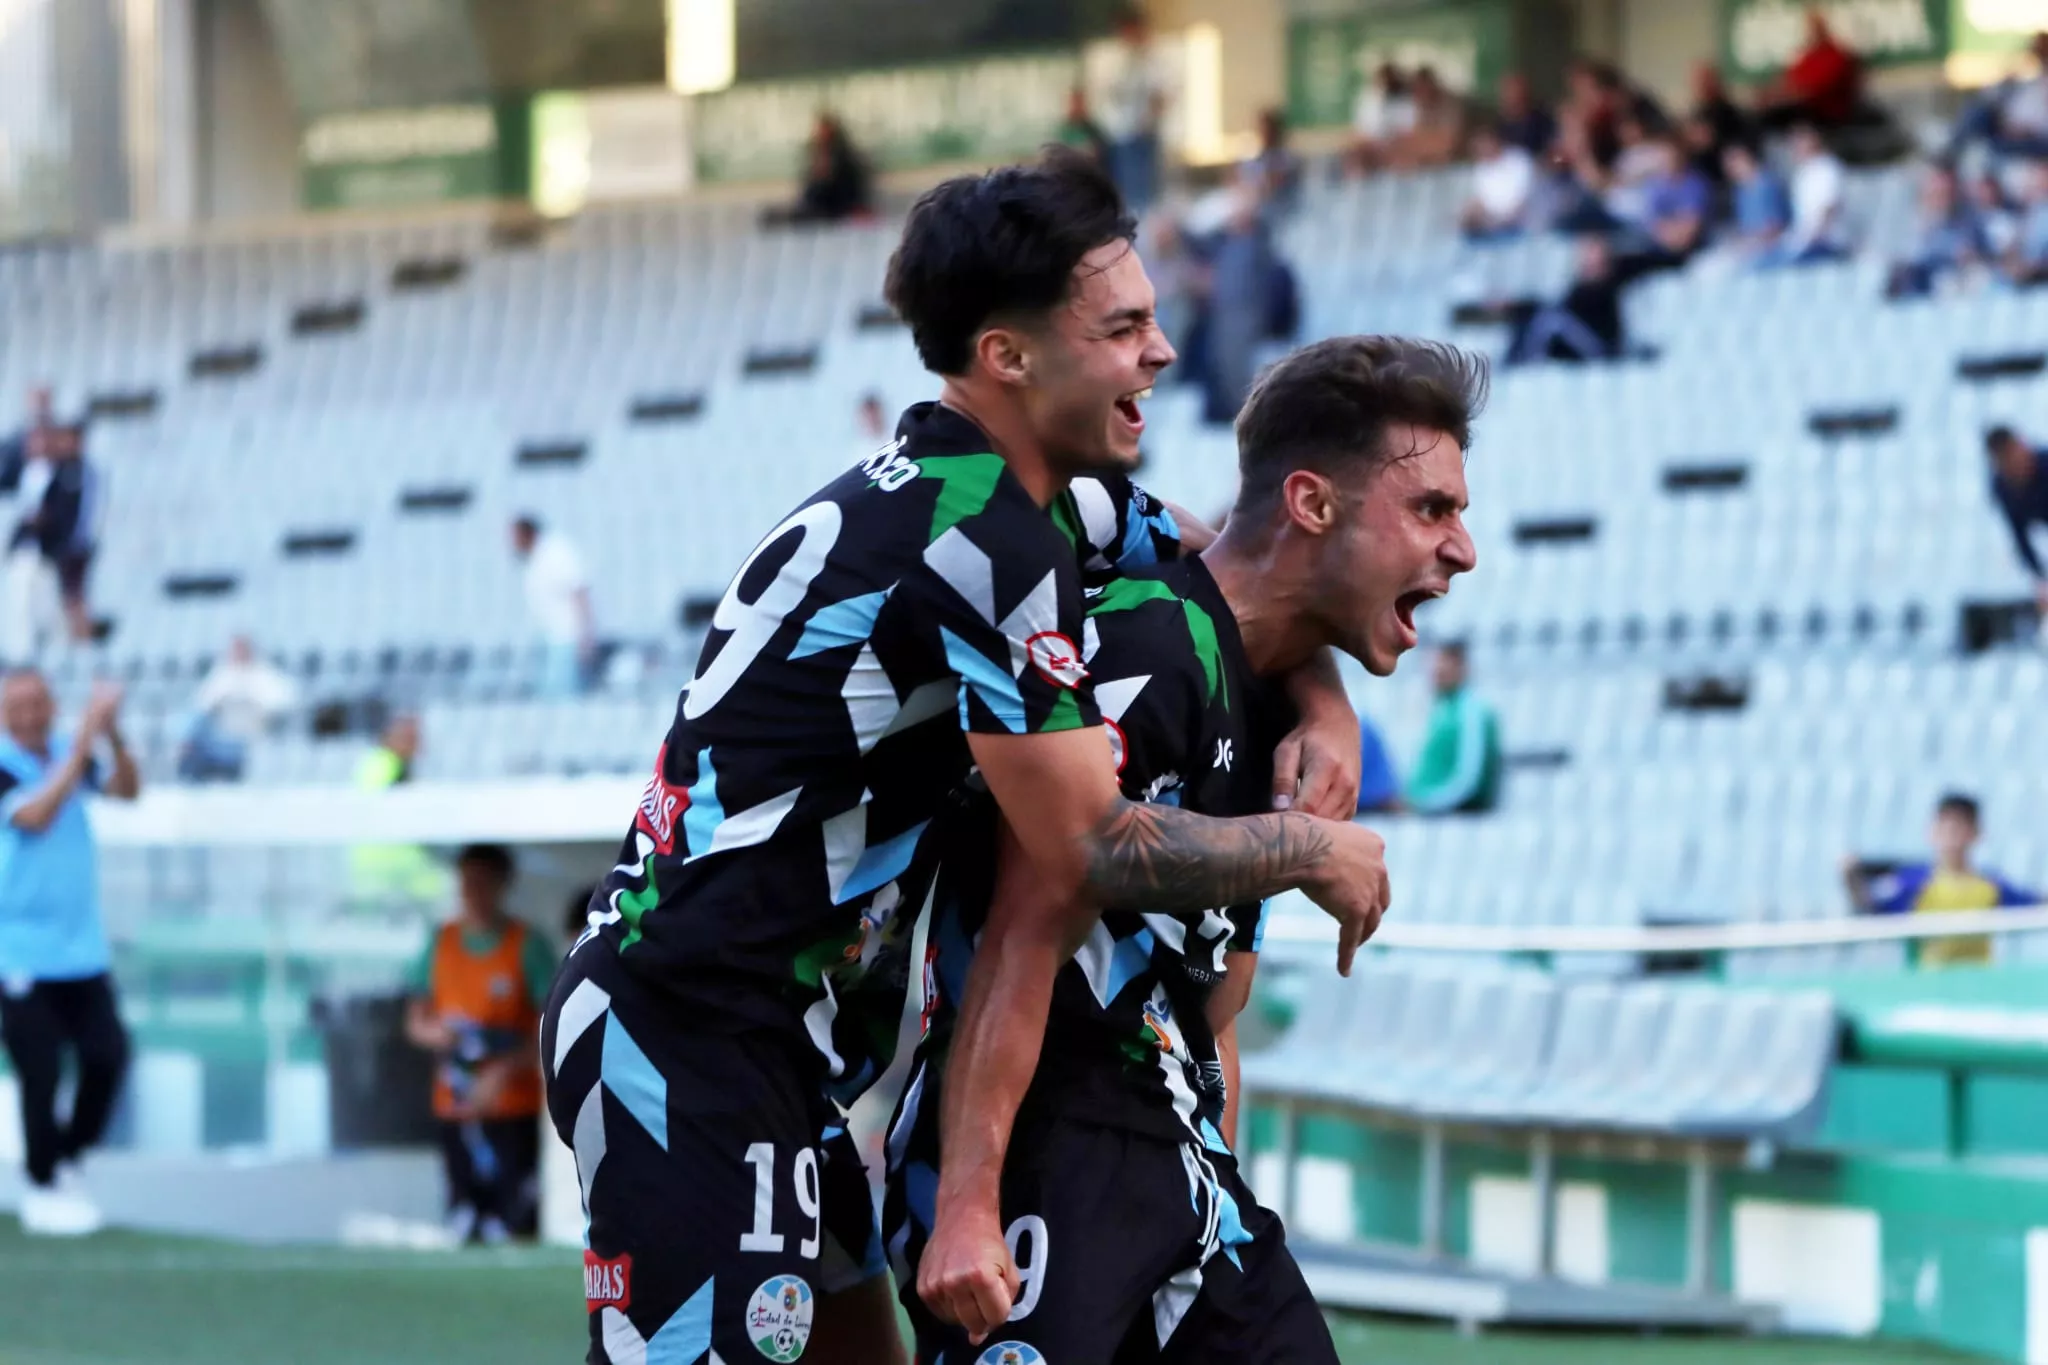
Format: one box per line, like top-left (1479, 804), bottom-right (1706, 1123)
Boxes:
top-left (976, 1343), bottom-right (1046, 1365)
top-left (745, 1275), bottom-right (813, 1361)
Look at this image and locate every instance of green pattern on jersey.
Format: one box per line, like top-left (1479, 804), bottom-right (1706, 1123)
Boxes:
top-left (917, 453), bottom-right (1007, 544)
top-left (1041, 686), bottom-right (1086, 733)
top-left (792, 923), bottom-right (864, 989)
top-left (614, 853), bottom-right (661, 952)
top-left (1048, 488), bottom-right (1083, 550)
top-left (1089, 577), bottom-right (1229, 708)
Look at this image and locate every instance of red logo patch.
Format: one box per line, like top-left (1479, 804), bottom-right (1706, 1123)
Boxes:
top-left (633, 743), bottom-right (688, 855)
top-left (1025, 631), bottom-right (1087, 689)
top-left (584, 1250), bottom-right (632, 1311)
top-left (1105, 718), bottom-right (1128, 775)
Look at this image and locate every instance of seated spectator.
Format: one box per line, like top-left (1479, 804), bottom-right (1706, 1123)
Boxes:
top-left (178, 634), bottom-right (297, 783)
top-left (1686, 62), bottom-right (1753, 187)
top-left (1971, 169), bottom-right (2019, 258)
top-left (1347, 63), bottom-right (1417, 176)
top-left (1757, 8), bottom-right (1864, 132)
top-left (1759, 123), bottom-right (1849, 267)
top-left (1391, 66), bottom-right (1468, 170)
top-left (1843, 793), bottom-right (2034, 968)
top-left (1505, 234), bottom-right (1627, 365)
top-left (1631, 130), bottom-right (1713, 269)
top-left (1493, 71), bottom-right (1557, 157)
top-left (1357, 712), bottom-right (1402, 815)
top-left (1405, 642), bottom-right (1501, 815)
top-left (764, 113), bottom-right (872, 226)
top-left (1985, 425), bottom-right (2048, 616)
top-left (1948, 31), bottom-right (2048, 166)
top-left (1057, 86), bottom-right (1110, 167)
top-left (2006, 160), bottom-right (2048, 284)
top-left (1885, 163), bottom-right (1988, 300)
top-left (1722, 140), bottom-right (1792, 261)
top-left (1241, 107), bottom-right (1302, 219)
top-left (1459, 122), bottom-right (1537, 242)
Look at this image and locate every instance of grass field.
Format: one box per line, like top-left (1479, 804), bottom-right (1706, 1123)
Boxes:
top-left (0, 1220), bottom-right (1980, 1365)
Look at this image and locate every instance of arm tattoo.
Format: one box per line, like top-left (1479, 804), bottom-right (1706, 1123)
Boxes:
top-left (1082, 798), bottom-right (1332, 912)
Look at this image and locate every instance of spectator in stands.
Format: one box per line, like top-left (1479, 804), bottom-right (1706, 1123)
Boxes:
top-left (1391, 67), bottom-right (1468, 171)
top-left (1505, 234), bottom-right (1627, 365)
top-left (1356, 712), bottom-right (1402, 815)
top-left (1985, 426), bottom-right (2048, 616)
top-left (12, 423), bottom-right (101, 645)
top-left (1058, 86), bottom-right (1110, 168)
top-left (1098, 8), bottom-right (1170, 211)
top-left (1723, 140), bottom-right (1792, 262)
top-left (350, 712), bottom-right (442, 908)
top-left (1886, 163), bottom-right (1989, 300)
top-left (1842, 793), bottom-right (2034, 968)
top-left (1347, 63), bottom-right (1416, 176)
top-left (1493, 71), bottom-right (1556, 158)
top-left (1971, 169), bottom-right (2020, 258)
top-left (0, 386), bottom-right (53, 493)
top-left (1405, 642), bottom-right (1500, 815)
top-left (1760, 123), bottom-right (1848, 266)
top-left (1242, 108), bottom-right (1302, 220)
top-left (766, 114), bottom-right (872, 226)
top-left (1460, 122), bottom-right (1538, 242)
top-left (1629, 129), bottom-right (1713, 270)
top-left (2003, 160), bottom-right (2048, 284)
top-left (1558, 58), bottom-right (1624, 170)
top-left (178, 634), bottom-right (298, 783)
top-left (1757, 8), bottom-right (1864, 132)
top-left (1948, 31), bottom-right (2048, 166)
top-left (510, 514), bottom-right (595, 699)
top-left (0, 672), bottom-right (139, 1237)
top-left (404, 843), bottom-right (553, 1243)
top-left (0, 420), bottom-right (57, 665)
top-left (1198, 188), bottom-right (1282, 425)
top-left (1686, 63), bottom-right (1752, 188)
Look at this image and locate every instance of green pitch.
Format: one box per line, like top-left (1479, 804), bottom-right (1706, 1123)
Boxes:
top-left (0, 1221), bottom-right (1978, 1365)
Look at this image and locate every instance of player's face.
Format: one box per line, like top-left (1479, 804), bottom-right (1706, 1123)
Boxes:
top-left (1325, 427), bottom-right (1476, 676)
top-left (1024, 240), bottom-right (1175, 476)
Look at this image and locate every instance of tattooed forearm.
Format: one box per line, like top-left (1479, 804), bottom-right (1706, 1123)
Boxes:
top-left (1081, 798), bottom-right (1333, 912)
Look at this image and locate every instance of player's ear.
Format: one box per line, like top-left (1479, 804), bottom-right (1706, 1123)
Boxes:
top-left (975, 322), bottom-right (1032, 388)
top-left (1280, 470), bottom-right (1339, 536)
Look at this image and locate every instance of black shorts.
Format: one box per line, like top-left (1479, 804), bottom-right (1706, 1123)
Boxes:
top-left (884, 1104), bottom-right (1335, 1365)
top-left (542, 941), bottom-right (886, 1365)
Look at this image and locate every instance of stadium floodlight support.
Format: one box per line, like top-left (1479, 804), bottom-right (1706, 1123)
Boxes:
top-left (667, 0), bottom-right (734, 95)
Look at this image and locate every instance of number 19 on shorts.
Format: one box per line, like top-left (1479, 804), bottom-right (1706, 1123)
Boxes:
top-left (739, 1142), bottom-right (821, 1258)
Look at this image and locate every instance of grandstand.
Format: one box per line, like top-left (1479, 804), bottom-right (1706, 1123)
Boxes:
top-left (7, 1), bottom-right (2048, 1362)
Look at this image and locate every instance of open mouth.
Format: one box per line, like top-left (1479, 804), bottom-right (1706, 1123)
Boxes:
top-left (1393, 587), bottom-right (1442, 641)
top-left (1114, 386), bottom-right (1152, 433)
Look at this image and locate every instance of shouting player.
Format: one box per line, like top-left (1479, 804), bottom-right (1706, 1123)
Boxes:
top-left (898, 336), bottom-right (1484, 1362)
top-left (540, 149), bottom-right (1389, 1365)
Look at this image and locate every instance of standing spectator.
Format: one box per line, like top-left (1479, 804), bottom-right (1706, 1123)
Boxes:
top-left (1198, 189), bottom-right (1280, 425)
top-left (0, 673), bottom-right (139, 1236)
top-left (1723, 141), bottom-right (1792, 263)
top-left (1356, 712), bottom-right (1402, 815)
top-left (1762, 123), bottom-right (1849, 266)
top-left (510, 515), bottom-right (595, 699)
top-left (1686, 63), bottom-right (1752, 186)
top-left (0, 423), bottom-right (57, 665)
top-left (1505, 234), bottom-right (1628, 365)
top-left (1757, 8), bottom-right (1865, 132)
top-left (764, 114), bottom-right (871, 226)
top-left (1097, 8), bottom-right (1169, 211)
top-left (2005, 160), bottom-right (2048, 284)
top-left (178, 635), bottom-right (297, 783)
top-left (10, 422), bottom-right (101, 646)
top-left (1241, 108), bottom-right (1302, 220)
top-left (1347, 63), bottom-right (1416, 176)
top-left (404, 844), bottom-right (553, 1243)
top-left (1460, 122), bottom-right (1538, 242)
top-left (1887, 164), bottom-right (1988, 299)
top-left (0, 386), bottom-right (53, 492)
top-left (1392, 67), bottom-right (1468, 170)
top-left (1057, 86), bottom-right (1110, 167)
top-left (1843, 794), bottom-right (2033, 968)
top-left (1493, 71), bottom-right (1556, 158)
top-left (1985, 425), bottom-right (2048, 617)
top-left (1405, 642), bottom-right (1501, 814)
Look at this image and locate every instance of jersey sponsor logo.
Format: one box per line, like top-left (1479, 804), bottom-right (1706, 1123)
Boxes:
top-left (1213, 738), bottom-right (1234, 771)
top-left (1024, 631), bottom-right (1087, 689)
top-left (976, 1343), bottom-right (1046, 1365)
top-left (583, 1250), bottom-right (632, 1311)
top-left (634, 742), bottom-right (686, 855)
top-left (746, 1275), bottom-right (814, 1361)
top-left (857, 437), bottom-right (920, 491)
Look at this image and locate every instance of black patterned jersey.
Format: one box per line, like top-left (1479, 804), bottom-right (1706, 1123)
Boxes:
top-left (901, 556), bottom-right (1293, 1153)
top-left (592, 402), bottom-right (1181, 1105)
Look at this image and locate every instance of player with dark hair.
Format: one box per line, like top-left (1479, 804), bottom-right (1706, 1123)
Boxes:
top-left (899, 335), bottom-right (1485, 1362)
top-left (540, 148), bottom-right (1388, 1364)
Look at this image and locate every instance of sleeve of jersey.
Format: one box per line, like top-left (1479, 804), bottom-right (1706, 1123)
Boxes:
top-left (1088, 605), bottom-right (1198, 801)
top-left (912, 509), bottom-right (1102, 736)
top-left (1103, 474), bottom-right (1183, 571)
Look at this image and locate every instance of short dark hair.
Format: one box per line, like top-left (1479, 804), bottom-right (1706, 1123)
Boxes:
top-left (1936, 792), bottom-right (1981, 826)
top-left (1232, 336), bottom-right (1489, 517)
top-left (513, 514), bottom-right (541, 536)
top-left (456, 842), bottom-right (515, 880)
top-left (884, 146), bottom-right (1137, 376)
top-left (1986, 424), bottom-right (2022, 455)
